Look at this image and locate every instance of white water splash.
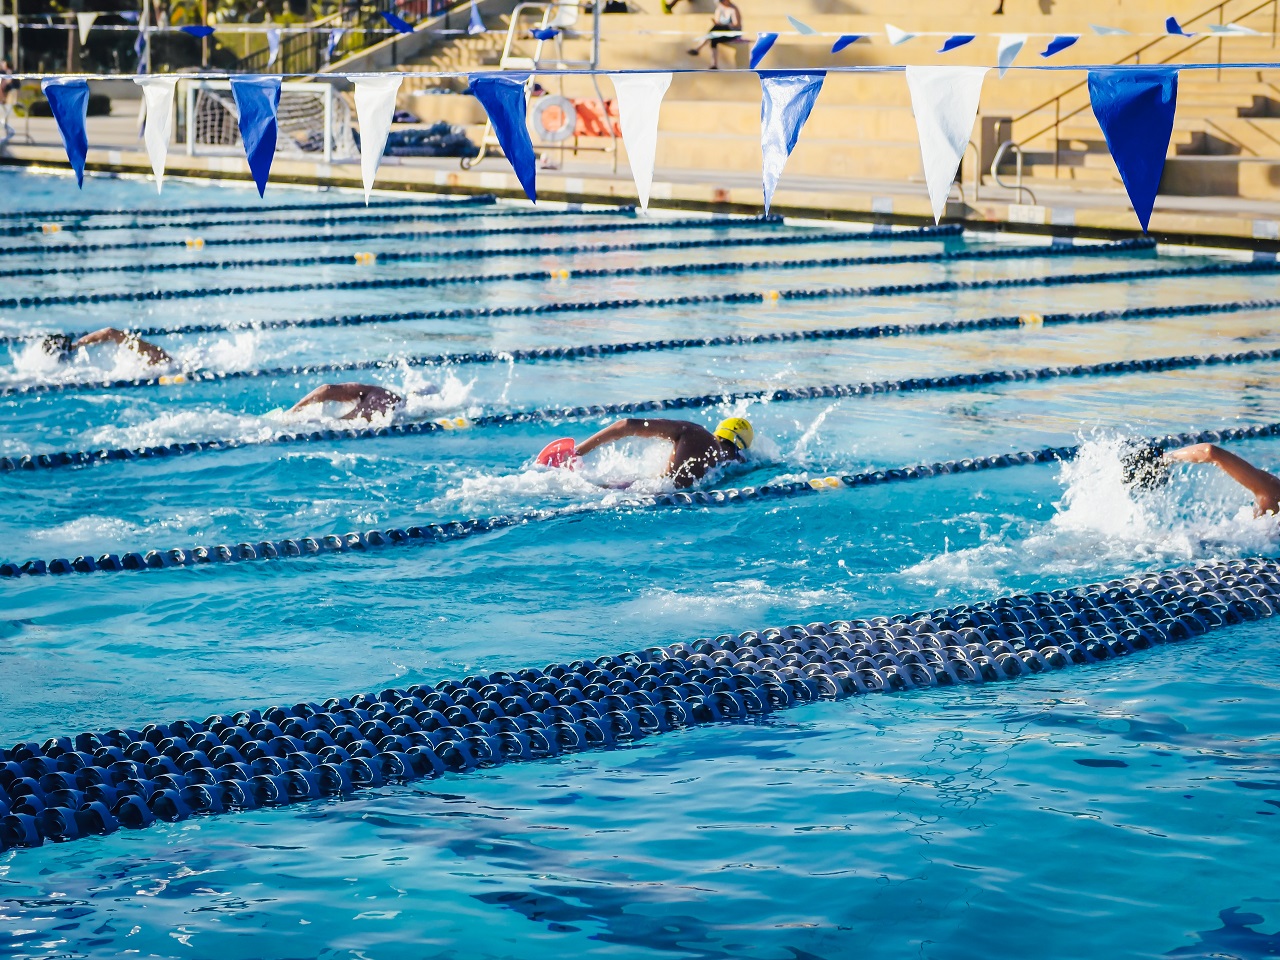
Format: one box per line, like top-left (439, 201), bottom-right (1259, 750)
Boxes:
top-left (903, 434), bottom-right (1280, 595)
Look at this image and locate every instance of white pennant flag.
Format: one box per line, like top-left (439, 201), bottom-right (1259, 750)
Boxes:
top-left (353, 74), bottom-right (402, 203)
top-left (609, 72), bottom-right (671, 212)
top-left (996, 34), bottom-right (1026, 77)
top-left (135, 76), bottom-right (178, 193)
top-left (266, 27), bottom-right (281, 67)
top-left (76, 11), bottom-right (98, 45)
top-left (1090, 23), bottom-right (1130, 35)
top-left (884, 23), bottom-right (915, 45)
top-left (905, 66), bottom-right (988, 223)
top-left (0, 14), bottom-right (15, 31)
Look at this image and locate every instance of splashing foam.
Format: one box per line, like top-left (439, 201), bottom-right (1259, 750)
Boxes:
top-left (904, 434), bottom-right (1280, 594)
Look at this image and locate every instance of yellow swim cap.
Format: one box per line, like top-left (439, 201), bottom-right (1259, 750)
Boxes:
top-left (714, 417), bottom-right (753, 451)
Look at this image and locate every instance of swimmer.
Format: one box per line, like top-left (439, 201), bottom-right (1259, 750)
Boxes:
top-left (545, 416), bottom-right (753, 488)
top-left (40, 327), bottom-right (173, 368)
top-left (1166, 442), bottom-right (1280, 517)
top-left (288, 381), bottom-right (438, 422)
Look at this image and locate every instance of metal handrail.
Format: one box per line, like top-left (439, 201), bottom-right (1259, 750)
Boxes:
top-left (1013, 0), bottom-right (1279, 152)
top-left (991, 140), bottom-right (1037, 205)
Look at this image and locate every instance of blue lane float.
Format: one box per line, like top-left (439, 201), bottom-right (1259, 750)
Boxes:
top-left (0, 194), bottom-right (496, 225)
top-left (0, 210), bottom-right (757, 259)
top-left (0, 293), bottom-right (1273, 401)
top-left (4, 346), bottom-right (1280, 477)
top-left (1, 555), bottom-right (1275, 850)
top-left (3, 421), bottom-right (1276, 580)
top-left (0, 237), bottom-right (1154, 311)
top-left (0, 224), bottom-right (960, 283)
top-left (24, 255), bottom-right (1274, 342)
top-left (0, 196), bottom-right (571, 239)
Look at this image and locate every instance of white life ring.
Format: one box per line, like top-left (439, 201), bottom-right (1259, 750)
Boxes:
top-left (531, 95), bottom-right (577, 143)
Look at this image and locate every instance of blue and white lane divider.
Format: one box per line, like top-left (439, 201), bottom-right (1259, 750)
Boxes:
top-left (1, 555), bottom-right (1274, 850)
top-left (0, 237), bottom-right (1154, 311)
top-left (5, 346), bottom-right (1280, 476)
top-left (0, 224), bottom-right (961, 282)
top-left (2, 420), bottom-right (1274, 580)
top-left (2, 294), bottom-right (1274, 401)
top-left (0, 210), bottom-right (761, 259)
top-left (23, 255), bottom-right (1274, 342)
top-left (0, 196), bottom-right (575, 238)
top-left (0, 195), bottom-right (496, 224)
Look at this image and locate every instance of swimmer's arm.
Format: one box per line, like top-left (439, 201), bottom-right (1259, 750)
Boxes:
top-left (575, 418), bottom-right (693, 455)
top-left (72, 327), bottom-right (172, 366)
top-left (1167, 443), bottom-right (1280, 515)
top-left (290, 382), bottom-right (403, 416)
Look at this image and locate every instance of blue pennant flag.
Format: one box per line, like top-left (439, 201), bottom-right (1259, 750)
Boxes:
top-left (758, 71), bottom-right (825, 214)
top-left (1088, 68), bottom-right (1178, 232)
top-left (180, 24), bottom-right (214, 38)
top-left (531, 26), bottom-right (559, 40)
top-left (41, 78), bottom-right (90, 188)
top-left (469, 73), bottom-right (537, 202)
top-left (468, 0), bottom-right (486, 35)
top-left (750, 33), bottom-right (778, 69)
top-left (230, 75), bottom-right (281, 197)
top-left (1166, 16), bottom-right (1195, 36)
top-left (134, 27), bottom-right (148, 71)
top-left (381, 11), bottom-right (413, 33)
top-left (938, 34), bottom-right (975, 53)
top-left (1040, 34), bottom-right (1079, 57)
top-left (831, 34), bottom-right (863, 53)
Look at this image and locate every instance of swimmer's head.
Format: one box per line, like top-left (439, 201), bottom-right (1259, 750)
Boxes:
top-left (1121, 442), bottom-right (1170, 492)
top-left (714, 417), bottom-right (753, 453)
top-left (40, 334), bottom-right (73, 363)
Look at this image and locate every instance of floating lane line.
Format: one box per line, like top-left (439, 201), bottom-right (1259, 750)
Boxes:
top-left (0, 236), bottom-right (1154, 311)
top-left (5, 346), bottom-right (1280, 475)
top-left (0, 555), bottom-right (1275, 850)
top-left (2, 420), bottom-right (1276, 578)
top-left (0, 197), bottom-right (596, 238)
top-left (0, 194), bottom-right (498, 224)
top-left (0, 224), bottom-right (961, 282)
top-left (0, 212), bottom-right (774, 259)
top-left (0, 292), bottom-right (1273, 401)
top-left (8, 253), bottom-right (1265, 341)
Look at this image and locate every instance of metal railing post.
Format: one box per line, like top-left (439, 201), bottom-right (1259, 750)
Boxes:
top-left (1053, 98), bottom-right (1060, 179)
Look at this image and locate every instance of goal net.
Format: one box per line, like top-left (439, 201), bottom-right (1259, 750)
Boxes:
top-left (186, 81), bottom-right (358, 161)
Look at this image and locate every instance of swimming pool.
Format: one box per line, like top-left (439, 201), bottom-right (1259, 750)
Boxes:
top-left (0, 166), bottom-right (1278, 959)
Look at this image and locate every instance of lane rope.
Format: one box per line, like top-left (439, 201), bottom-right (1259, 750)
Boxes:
top-left (2, 420), bottom-right (1275, 579)
top-left (0, 555), bottom-right (1274, 849)
top-left (0, 200), bottom-right (601, 240)
top-left (0, 290), bottom-right (1265, 402)
top-left (0, 224), bottom-right (960, 282)
top-left (5, 345), bottom-right (1280, 475)
top-left (0, 211), bottom-right (769, 260)
top-left (0, 237), bottom-right (1155, 311)
top-left (15, 255), bottom-right (1268, 341)
top-left (0, 194), bottom-right (496, 225)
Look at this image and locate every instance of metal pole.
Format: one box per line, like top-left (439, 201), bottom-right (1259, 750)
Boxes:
top-left (12, 0), bottom-right (18, 72)
top-left (186, 80), bottom-right (195, 154)
top-left (591, 0), bottom-right (598, 67)
top-left (201, 0), bottom-right (208, 66)
top-left (1053, 98), bottom-right (1059, 179)
top-left (323, 82), bottom-right (332, 162)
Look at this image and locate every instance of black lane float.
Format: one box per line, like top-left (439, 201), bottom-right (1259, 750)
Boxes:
top-left (1, 556), bottom-right (1274, 850)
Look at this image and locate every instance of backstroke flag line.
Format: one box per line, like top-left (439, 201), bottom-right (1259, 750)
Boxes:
top-left (610, 71), bottom-right (672, 211)
top-left (41, 78), bottom-right (90, 188)
top-left (759, 71), bottom-right (825, 214)
top-left (1087, 67), bottom-right (1179, 231)
top-left (230, 75), bottom-right (282, 197)
top-left (135, 76), bottom-right (178, 193)
top-left (353, 74), bottom-right (403, 203)
top-left (469, 73), bottom-right (537, 202)
top-left (905, 65), bottom-right (988, 223)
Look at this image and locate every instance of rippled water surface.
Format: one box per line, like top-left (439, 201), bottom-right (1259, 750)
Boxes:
top-left (0, 169), bottom-right (1278, 959)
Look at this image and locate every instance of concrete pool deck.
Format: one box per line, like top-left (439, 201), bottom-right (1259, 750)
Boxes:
top-left (6, 112), bottom-right (1280, 252)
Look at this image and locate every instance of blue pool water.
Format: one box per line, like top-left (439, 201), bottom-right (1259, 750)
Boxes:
top-left (0, 167), bottom-right (1279, 958)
